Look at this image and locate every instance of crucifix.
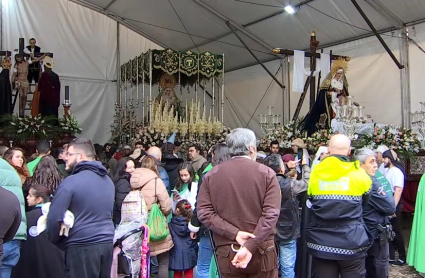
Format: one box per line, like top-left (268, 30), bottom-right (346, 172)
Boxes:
top-left (273, 32), bottom-right (350, 121)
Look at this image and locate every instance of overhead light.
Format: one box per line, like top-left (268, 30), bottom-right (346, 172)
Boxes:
top-left (284, 5), bottom-right (296, 14)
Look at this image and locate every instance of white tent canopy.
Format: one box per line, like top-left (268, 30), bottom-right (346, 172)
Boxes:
top-left (2, 0), bottom-right (425, 141)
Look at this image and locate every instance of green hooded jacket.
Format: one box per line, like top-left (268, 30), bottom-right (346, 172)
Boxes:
top-left (0, 158), bottom-right (27, 240)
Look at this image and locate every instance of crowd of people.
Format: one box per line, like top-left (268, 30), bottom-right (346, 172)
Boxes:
top-left (0, 128), bottom-right (423, 278)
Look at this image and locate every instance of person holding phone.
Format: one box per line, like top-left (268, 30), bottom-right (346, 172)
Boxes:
top-left (291, 139), bottom-right (310, 180)
top-left (172, 163), bottom-right (198, 213)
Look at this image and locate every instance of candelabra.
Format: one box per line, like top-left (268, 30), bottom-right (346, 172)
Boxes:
top-left (259, 106), bottom-right (281, 134)
top-left (335, 96), bottom-right (365, 140)
top-left (411, 102), bottom-right (425, 148)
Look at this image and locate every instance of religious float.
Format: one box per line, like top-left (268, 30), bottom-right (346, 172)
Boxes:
top-left (112, 49), bottom-right (229, 151)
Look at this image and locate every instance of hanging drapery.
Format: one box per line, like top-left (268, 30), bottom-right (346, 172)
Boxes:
top-left (121, 49), bottom-right (224, 86)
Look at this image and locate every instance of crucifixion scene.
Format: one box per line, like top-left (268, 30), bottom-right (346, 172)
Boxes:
top-left (0, 1), bottom-right (425, 278)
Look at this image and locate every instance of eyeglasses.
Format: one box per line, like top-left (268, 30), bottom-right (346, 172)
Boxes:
top-left (66, 152), bottom-right (81, 157)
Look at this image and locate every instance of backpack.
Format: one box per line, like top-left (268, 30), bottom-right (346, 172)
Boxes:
top-left (120, 179), bottom-right (153, 225)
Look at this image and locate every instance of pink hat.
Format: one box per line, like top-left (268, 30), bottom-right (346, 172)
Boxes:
top-left (281, 154), bottom-right (295, 163)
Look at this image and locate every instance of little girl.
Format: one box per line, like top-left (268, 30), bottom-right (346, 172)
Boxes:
top-left (12, 185), bottom-right (64, 278)
top-left (168, 199), bottom-right (198, 278)
top-left (172, 162), bottom-right (198, 212)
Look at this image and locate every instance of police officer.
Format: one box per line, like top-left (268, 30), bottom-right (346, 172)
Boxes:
top-left (307, 134), bottom-right (372, 278)
top-left (354, 148), bottom-right (396, 278)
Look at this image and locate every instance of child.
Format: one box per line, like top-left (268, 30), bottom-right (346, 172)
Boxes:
top-left (11, 184), bottom-right (64, 278)
top-left (169, 199), bottom-right (198, 278)
top-left (172, 162), bottom-right (198, 212)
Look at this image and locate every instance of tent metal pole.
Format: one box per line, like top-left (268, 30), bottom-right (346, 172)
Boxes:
top-left (136, 55), bottom-right (139, 121)
top-left (364, 0), bottom-right (404, 28)
top-left (221, 55), bottom-right (225, 124)
top-left (351, 0), bottom-right (404, 69)
top-left (117, 22), bottom-right (122, 144)
top-left (287, 57), bottom-right (291, 121)
top-left (190, 0), bottom-right (316, 50)
top-left (149, 50), bottom-right (153, 125)
top-left (212, 76), bottom-right (215, 118)
top-left (142, 55), bottom-right (145, 122)
top-left (193, 0), bottom-right (277, 53)
top-left (399, 27), bottom-right (411, 128)
top-left (227, 22), bottom-right (285, 89)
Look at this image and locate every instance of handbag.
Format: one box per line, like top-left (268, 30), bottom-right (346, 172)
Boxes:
top-left (147, 178), bottom-right (169, 242)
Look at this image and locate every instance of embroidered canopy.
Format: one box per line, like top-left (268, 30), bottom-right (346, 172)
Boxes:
top-left (121, 49), bottom-right (224, 86)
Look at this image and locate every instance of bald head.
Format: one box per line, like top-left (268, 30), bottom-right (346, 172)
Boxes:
top-left (147, 146), bottom-right (162, 160)
top-left (328, 134), bottom-right (351, 156)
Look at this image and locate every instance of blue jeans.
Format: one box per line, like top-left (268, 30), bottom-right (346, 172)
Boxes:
top-left (278, 240), bottom-right (297, 278)
top-left (1, 240), bottom-right (21, 278)
top-left (197, 234), bottom-right (214, 278)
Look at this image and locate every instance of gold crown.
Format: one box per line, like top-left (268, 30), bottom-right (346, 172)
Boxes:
top-left (330, 58), bottom-right (348, 78)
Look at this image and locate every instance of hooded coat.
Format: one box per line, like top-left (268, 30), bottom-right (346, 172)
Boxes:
top-left (168, 216), bottom-right (198, 271)
top-left (47, 161), bottom-right (115, 250)
top-left (130, 168), bottom-right (173, 256)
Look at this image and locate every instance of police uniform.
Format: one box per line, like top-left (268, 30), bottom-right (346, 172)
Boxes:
top-left (306, 155), bottom-right (372, 278)
top-left (363, 176), bottom-right (395, 278)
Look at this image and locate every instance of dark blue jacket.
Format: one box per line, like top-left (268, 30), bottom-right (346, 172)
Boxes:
top-left (47, 161), bottom-right (115, 250)
top-left (363, 176), bottom-right (396, 239)
top-left (169, 217), bottom-right (198, 271)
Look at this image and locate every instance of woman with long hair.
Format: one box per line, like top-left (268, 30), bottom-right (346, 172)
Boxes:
top-left (112, 157), bottom-right (135, 225)
top-left (3, 148), bottom-right (30, 185)
top-left (189, 143), bottom-right (231, 278)
top-left (23, 155), bottom-right (63, 211)
top-left (131, 156), bottom-right (173, 278)
top-left (140, 156), bottom-right (160, 176)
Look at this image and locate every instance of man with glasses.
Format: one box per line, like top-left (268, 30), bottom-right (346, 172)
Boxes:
top-left (47, 138), bottom-right (115, 278)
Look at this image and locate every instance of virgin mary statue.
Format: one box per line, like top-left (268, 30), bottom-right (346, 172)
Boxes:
top-left (303, 59), bottom-right (349, 136)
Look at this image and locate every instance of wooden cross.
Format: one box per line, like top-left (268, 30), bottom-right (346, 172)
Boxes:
top-left (17, 38), bottom-right (53, 58)
top-left (272, 32), bottom-right (350, 121)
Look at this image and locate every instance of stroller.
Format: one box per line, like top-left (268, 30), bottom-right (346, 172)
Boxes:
top-left (112, 223), bottom-right (150, 278)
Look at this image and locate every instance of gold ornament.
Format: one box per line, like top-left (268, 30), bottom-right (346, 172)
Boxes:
top-left (329, 58), bottom-right (348, 79)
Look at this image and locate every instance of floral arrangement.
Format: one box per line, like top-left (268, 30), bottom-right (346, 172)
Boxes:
top-left (59, 116), bottom-right (83, 135)
top-left (133, 124), bottom-right (231, 159)
top-left (259, 119), bottom-right (303, 150)
top-left (303, 129), bottom-right (334, 153)
top-left (1, 114), bottom-right (57, 141)
top-left (371, 125), bottom-right (420, 156)
top-left (134, 126), bottom-right (167, 147)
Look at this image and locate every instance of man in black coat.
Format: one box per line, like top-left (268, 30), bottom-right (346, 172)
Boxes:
top-left (25, 38), bottom-right (41, 87)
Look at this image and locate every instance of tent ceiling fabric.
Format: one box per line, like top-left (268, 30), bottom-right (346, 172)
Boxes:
top-left (75, 0), bottom-right (425, 71)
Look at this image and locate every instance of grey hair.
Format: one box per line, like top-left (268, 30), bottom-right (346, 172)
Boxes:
top-left (263, 154), bottom-right (283, 174)
top-left (226, 128), bottom-right (257, 157)
top-left (353, 148), bottom-right (376, 164)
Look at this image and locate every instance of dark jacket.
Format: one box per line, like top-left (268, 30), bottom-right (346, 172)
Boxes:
top-left (189, 164), bottom-right (212, 236)
top-left (12, 207), bottom-right (64, 278)
top-left (169, 217), bottom-right (198, 271)
top-left (47, 161), bottom-right (115, 250)
top-left (56, 159), bottom-right (68, 178)
top-left (0, 186), bottom-right (21, 269)
top-left (363, 176), bottom-right (396, 239)
top-left (113, 173), bottom-right (131, 225)
top-left (152, 157), bottom-right (170, 194)
top-left (276, 175), bottom-right (300, 242)
top-left (162, 155), bottom-right (183, 191)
